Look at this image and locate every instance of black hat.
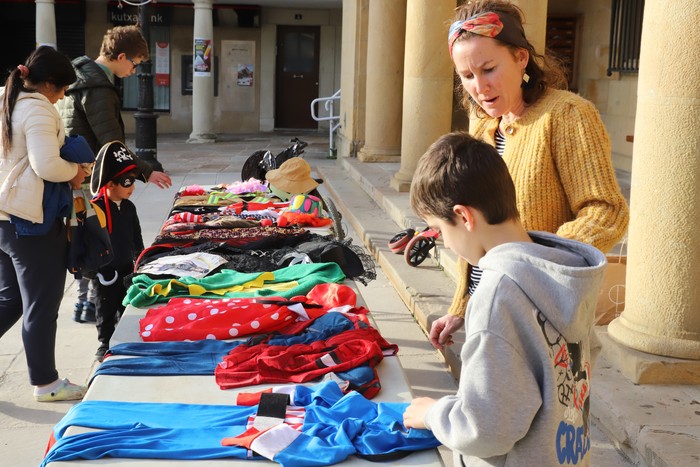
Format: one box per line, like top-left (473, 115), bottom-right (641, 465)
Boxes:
top-left (91, 141), bottom-right (147, 195)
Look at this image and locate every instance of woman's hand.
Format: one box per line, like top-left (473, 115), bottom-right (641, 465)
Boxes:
top-left (69, 166), bottom-right (87, 189)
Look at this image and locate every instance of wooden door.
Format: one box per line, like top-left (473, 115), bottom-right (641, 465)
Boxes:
top-left (275, 26), bottom-right (320, 129)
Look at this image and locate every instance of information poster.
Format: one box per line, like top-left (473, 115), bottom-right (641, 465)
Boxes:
top-left (222, 40), bottom-right (255, 111)
top-left (193, 38), bottom-right (212, 76)
top-left (155, 42), bottom-right (170, 86)
top-left (237, 64), bottom-right (254, 86)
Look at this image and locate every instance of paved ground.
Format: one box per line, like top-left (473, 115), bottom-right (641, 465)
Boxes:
top-left (0, 132), bottom-right (686, 466)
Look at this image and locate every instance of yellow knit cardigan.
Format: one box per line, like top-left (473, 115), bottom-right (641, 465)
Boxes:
top-left (448, 88), bottom-right (630, 317)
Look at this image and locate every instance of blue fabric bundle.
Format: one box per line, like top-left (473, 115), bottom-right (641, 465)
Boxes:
top-left (11, 135), bottom-right (94, 236)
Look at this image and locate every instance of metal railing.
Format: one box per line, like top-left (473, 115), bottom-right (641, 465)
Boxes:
top-left (311, 89), bottom-right (341, 159)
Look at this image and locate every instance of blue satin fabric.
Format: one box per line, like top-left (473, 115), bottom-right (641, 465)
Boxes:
top-left (43, 382), bottom-right (440, 466)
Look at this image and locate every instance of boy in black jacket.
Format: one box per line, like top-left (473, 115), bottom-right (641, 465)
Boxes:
top-left (91, 141), bottom-right (146, 361)
top-left (57, 25), bottom-right (171, 323)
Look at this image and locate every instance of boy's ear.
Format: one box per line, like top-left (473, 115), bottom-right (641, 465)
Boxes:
top-left (453, 204), bottom-right (476, 231)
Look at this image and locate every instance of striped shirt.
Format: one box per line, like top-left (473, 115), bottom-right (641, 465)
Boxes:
top-left (494, 126), bottom-right (506, 156)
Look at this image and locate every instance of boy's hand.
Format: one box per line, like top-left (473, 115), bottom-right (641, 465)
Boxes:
top-left (403, 397), bottom-right (436, 429)
top-left (429, 314), bottom-right (464, 350)
top-left (148, 171), bottom-right (173, 189)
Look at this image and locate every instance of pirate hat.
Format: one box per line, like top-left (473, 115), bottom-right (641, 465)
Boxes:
top-left (91, 141), bottom-right (147, 195)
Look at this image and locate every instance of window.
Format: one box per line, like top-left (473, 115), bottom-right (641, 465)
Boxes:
top-left (121, 26), bottom-right (170, 111)
top-left (181, 55), bottom-right (219, 96)
top-left (0, 0), bottom-right (84, 84)
top-left (607, 0), bottom-right (645, 76)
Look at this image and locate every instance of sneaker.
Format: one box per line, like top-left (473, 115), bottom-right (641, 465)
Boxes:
top-left (82, 302), bottom-right (96, 323)
top-left (73, 301), bottom-right (85, 323)
top-left (95, 344), bottom-right (109, 362)
top-left (34, 378), bottom-right (86, 402)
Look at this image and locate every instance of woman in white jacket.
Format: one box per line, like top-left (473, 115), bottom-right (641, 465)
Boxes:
top-left (0, 46), bottom-right (88, 401)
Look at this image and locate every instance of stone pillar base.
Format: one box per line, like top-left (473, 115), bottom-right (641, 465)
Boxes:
top-left (187, 134), bottom-right (217, 144)
top-left (390, 175), bottom-right (411, 193)
top-left (598, 329), bottom-right (700, 384)
top-left (358, 147), bottom-right (401, 163)
top-left (608, 314), bottom-right (700, 360)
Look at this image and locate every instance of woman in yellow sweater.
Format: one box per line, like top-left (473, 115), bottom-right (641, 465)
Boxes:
top-left (430, 0), bottom-right (629, 349)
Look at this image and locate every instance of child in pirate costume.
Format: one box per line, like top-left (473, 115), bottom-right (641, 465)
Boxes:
top-left (90, 141), bottom-right (146, 361)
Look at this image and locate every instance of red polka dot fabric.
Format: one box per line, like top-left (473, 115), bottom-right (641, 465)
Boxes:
top-left (138, 283), bottom-right (362, 342)
top-left (139, 297), bottom-right (305, 341)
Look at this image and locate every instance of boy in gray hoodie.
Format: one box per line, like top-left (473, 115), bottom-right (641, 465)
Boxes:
top-left (403, 132), bottom-right (606, 467)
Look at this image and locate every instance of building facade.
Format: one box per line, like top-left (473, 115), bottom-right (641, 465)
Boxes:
top-left (5, 0), bottom-right (699, 375)
top-left (1, 0), bottom-right (343, 136)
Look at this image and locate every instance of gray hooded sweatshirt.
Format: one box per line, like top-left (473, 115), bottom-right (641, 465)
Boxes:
top-left (424, 231), bottom-right (606, 467)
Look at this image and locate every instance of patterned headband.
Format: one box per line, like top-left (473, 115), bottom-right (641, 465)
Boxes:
top-left (448, 11), bottom-right (529, 57)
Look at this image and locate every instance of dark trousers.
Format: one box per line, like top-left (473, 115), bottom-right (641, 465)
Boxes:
top-left (0, 220), bottom-right (67, 385)
top-left (94, 270), bottom-right (128, 347)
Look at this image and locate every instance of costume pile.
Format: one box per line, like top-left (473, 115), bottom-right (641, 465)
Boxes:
top-left (43, 175), bottom-right (438, 466)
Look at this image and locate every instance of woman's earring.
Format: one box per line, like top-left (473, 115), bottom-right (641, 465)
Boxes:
top-left (522, 72), bottom-right (530, 84)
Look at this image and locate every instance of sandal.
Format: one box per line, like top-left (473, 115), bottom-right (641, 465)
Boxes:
top-left (34, 378), bottom-right (87, 402)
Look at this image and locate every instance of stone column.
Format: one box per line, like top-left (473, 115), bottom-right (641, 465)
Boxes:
top-left (35, 0), bottom-right (57, 49)
top-left (606, 0), bottom-right (700, 384)
top-left (259, 23), bottom-right (276, 132)
top-left (337, 0), bottom-right (369, 158)
top-left (390, 0), bottom-right (455, 192)
top-left (512, 0), bottom-right (547, 55)
top-left (357, 0), bottom-right (407, 163)
top-left (188, 0), bottom-right (216, 143)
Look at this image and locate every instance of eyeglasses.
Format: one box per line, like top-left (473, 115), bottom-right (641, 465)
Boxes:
top-left (126, 56), bottom-right (138, 70)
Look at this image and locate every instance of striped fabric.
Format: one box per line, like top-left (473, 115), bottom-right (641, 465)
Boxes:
top-left (494, 126), bottom-right (506, 156)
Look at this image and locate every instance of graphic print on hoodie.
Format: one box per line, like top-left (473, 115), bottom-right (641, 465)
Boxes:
top-left (536, 310), bottom-right (593, 464)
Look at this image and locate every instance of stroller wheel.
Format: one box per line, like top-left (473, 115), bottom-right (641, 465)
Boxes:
top-left (323, 196), bottom-right (345, 241)
top-left (404, 234), bottom-right (435, 267)
top-left (388, 228), bottom-right (415, 254)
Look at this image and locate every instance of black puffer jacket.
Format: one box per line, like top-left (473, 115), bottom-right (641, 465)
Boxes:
top-left (56, 56), bottom-right (153, 179)
top-left (57, 56), bottom-right (124, 153)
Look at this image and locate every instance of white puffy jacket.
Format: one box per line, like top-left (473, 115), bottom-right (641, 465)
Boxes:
top-left (0, 88), bottom-right (78, 223)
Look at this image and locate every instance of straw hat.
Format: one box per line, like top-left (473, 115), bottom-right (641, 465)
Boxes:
top-left (265, 157), bottom-right (319, 195)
